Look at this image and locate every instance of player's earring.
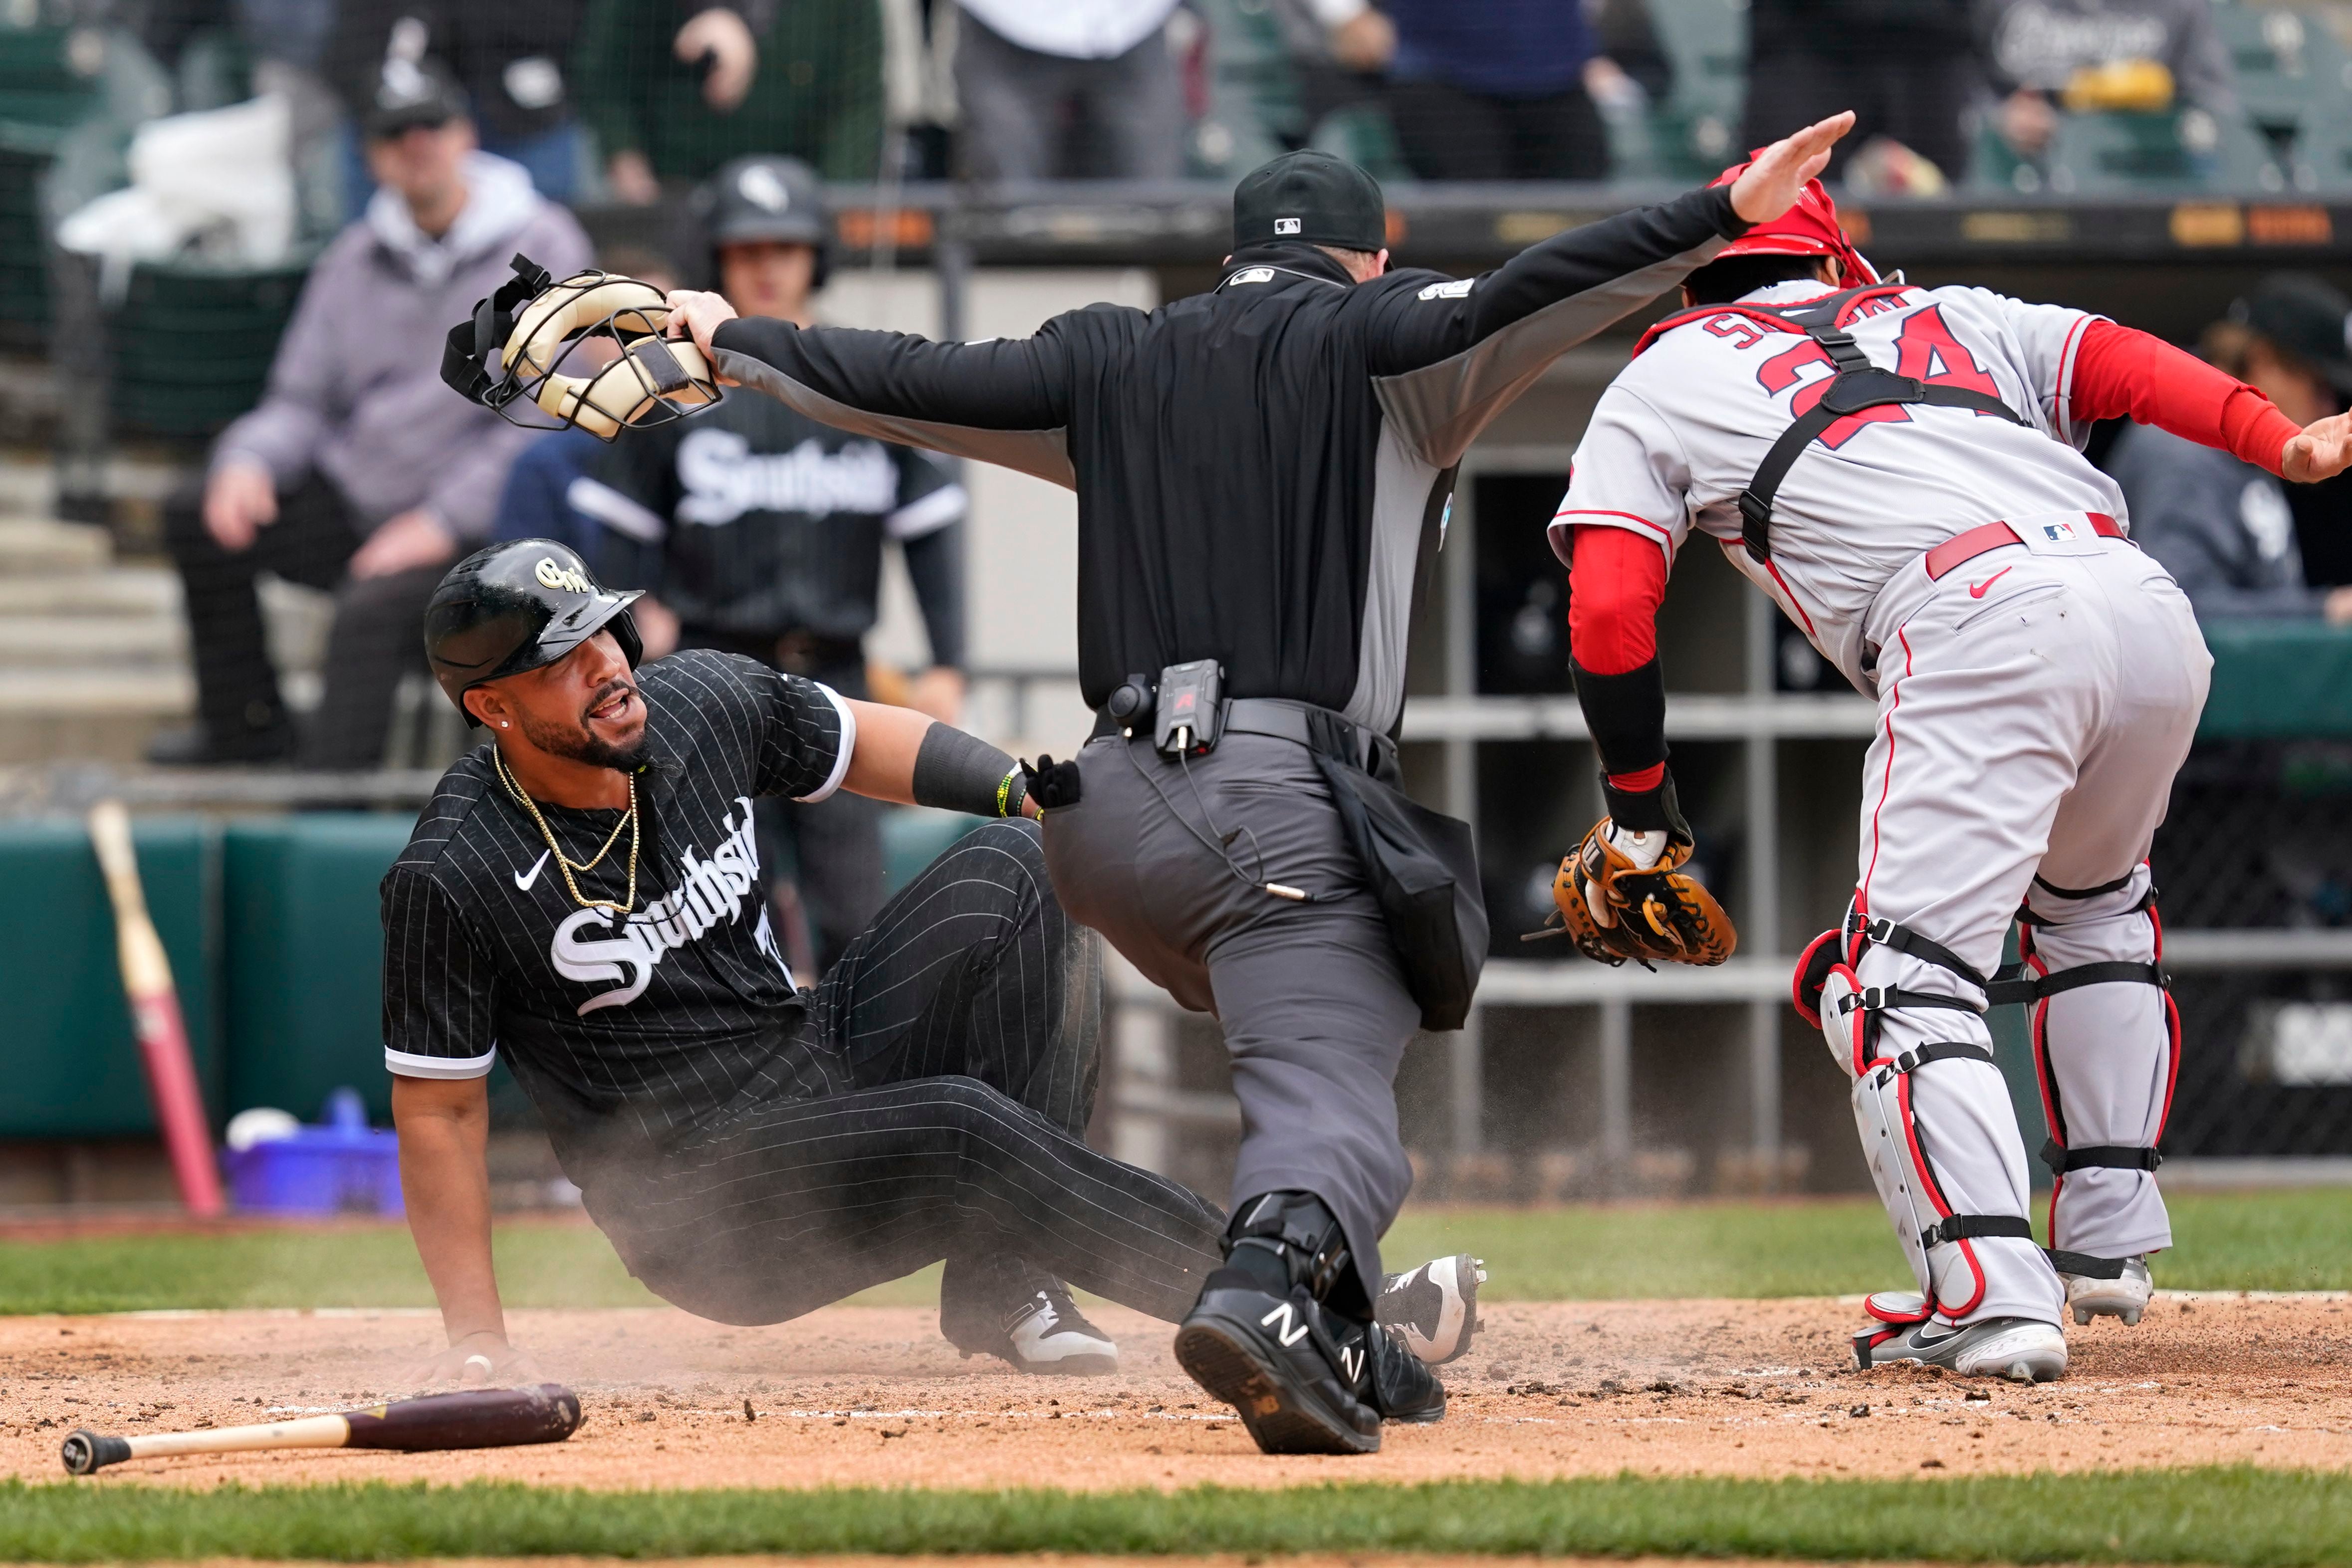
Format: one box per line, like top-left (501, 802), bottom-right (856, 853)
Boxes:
top-left (501, 722), bottom-right (510, 728)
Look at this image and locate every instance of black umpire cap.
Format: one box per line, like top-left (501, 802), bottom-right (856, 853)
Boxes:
top-left (424, 540), bottom-right (643, 724)
top-left (1232, 150), bottom-right (1387, 253)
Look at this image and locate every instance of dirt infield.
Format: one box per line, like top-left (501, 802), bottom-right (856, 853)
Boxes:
top-left (3, 1296), bottom-right (2348, 1490)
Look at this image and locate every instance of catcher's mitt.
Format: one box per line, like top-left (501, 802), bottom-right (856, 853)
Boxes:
top-left (1537, 818), bottom-right (1737, 968)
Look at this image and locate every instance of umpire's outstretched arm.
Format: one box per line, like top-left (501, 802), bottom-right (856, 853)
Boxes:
top-left (662, 114), bottom-right (1851, 479)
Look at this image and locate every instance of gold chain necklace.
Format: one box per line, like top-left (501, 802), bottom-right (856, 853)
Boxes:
top-left (494, 747), bottom-right (640, 915)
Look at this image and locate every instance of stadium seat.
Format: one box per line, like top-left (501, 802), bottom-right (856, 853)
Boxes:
top-left (106, 251), bottom-right (315, 439)
top-left (1971, 107), bottom-right (2284, 193)
top-left (1633, 0), bottom-right (1746, 179)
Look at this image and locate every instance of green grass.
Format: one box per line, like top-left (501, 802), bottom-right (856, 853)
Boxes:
top-left (2, 1189), bottom-right (2348, 1316)
top-left (5, 1469), bottom-right (2352, 1563)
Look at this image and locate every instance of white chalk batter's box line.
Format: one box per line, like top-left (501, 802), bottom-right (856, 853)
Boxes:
top-left (104, 1288), bottom-right (2352, 1324)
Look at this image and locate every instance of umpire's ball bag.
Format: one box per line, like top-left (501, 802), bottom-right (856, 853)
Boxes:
top-left (1306, 709), bottom-right (1488, 1032)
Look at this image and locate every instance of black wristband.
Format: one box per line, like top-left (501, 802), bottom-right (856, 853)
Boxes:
top-left (1570, 656), bottom-right (1668, 779)
top-left (1602, 770), bottom-right (1692, 840)
top-left (911, 723), bottom-right (1020, 818)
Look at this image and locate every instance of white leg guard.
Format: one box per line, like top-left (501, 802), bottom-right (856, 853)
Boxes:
top-left (2019, 866), bottom-right (2176, 1273)
top-left (1815, 919), bottom-right (2061, 1340)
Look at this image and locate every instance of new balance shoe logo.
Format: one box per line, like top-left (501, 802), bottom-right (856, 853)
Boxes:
top-left (1337, 1343), bottom-right (1364, 1382)
top-left (1259, 1301), bottom-right (1311, 1346)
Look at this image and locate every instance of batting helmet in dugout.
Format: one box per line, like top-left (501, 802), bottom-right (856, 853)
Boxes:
top-left (423, 539), bottom-right (644, 723)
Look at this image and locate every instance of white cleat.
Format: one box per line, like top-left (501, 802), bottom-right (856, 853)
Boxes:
top-left (1001, 1286), bottom-right (1119, 1375)
top-left (1375, 1254), bottom-right (1486, 1366)
top-left (2062, 1255), bottom-right (2151, 1326)
top-left (1856, 1315), bottom-right (2069, 1382)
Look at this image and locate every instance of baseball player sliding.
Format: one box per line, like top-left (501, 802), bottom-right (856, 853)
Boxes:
top-left (1548, 162), bottom-right (2352, 1380)
top-left (385, 539), bottom-right (1478, 1388)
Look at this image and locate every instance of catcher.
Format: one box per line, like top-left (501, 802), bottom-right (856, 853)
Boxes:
top-left (1550, 159), bottom-right (2352, 1379)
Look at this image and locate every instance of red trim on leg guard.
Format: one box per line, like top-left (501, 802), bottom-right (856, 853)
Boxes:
top-left (1793, 928), bottom-right (1841, 1030)
top-left (1896, 1069), bottom-right (1988, 1319)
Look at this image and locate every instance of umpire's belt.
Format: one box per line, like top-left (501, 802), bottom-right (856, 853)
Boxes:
top-left (1089, 697), bottom-right (1397, 775)
top-left (1095, 696), bottom-right (1486, 1033)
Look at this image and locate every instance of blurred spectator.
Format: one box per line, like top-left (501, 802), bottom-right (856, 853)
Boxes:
top-left (148, 66), bottom-right (592, 766)
top-left (1740, 0), bottom-right (1972, 187)
top-left (1975, 0), bottom-right (2235, 163)
top-left (328, 1), bottom-right (593, 207)
top-left (1300, 0), bottom-right (1607, 181)
top-left (493, 247), bottom-right (682, 571)
top-left (592, 156), bottom-right (967, 972)
top-left (2107, 275), bottom-right (2352, 623)
top-left (576, 0), bottom-right (885, 202)
top-left (950, 0), bottom-right (1185, 179)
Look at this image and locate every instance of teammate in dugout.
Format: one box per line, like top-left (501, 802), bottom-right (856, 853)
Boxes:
top-left (385, 539), bottom-right (1478, 1390)
top-left (646, 116), bottom-right (1854, 1452)
top-left (1548, 163), bottom-right (2352, 1381)
top-left (590, 156), bottom-right (971, 978)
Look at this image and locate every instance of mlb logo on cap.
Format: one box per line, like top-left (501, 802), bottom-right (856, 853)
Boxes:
top-left (2042, 520), bottom-right (2080, 542)
top-left (1274, 217), bottom-right (1301, 235)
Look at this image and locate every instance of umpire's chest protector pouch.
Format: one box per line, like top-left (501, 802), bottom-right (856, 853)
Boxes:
top-left (1305, 710), bottom-right (1488, 1031)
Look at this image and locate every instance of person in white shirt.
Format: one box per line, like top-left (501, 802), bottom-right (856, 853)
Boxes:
top-left (952, 0), bottom-right (1185, 179)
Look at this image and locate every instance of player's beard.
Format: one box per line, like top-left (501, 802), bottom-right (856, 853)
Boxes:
top-left (516, 677), bottom-right (651, 773)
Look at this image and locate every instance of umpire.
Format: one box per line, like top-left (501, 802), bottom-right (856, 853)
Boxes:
top-left (661, 114), bottom-right (1849, 1454)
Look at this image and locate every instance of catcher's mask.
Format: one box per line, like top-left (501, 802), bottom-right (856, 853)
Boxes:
top-left (423, 539), bottom-right (645, 725)
top-left (1702, 155), bottom-right (1880, 286)
top-left (441, 254), bottom-right (725, 441)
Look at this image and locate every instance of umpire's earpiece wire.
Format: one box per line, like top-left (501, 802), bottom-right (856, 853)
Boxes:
top-left (1119, 736), bottom-right (1309, 902)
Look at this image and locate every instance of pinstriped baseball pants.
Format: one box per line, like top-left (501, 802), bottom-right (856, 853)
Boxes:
top-left (590, 821), bottom-right (1228, 1328)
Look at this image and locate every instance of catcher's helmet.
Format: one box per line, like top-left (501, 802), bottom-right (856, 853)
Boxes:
top-left (694, 155), bottom-right (831, 287)
top-left (423, 540), bottom-right (644, 724)
top-left (1703, 156), bottom-right (1879, 285)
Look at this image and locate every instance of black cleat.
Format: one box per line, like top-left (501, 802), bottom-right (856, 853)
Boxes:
top-left (1175, 1270), bottom-right (1382, 1455)
top-left (1367, 1321), bottom-right (1446, 1423)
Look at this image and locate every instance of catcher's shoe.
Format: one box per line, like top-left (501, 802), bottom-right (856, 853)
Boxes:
top-left (1175, 1270), bottom-right (1383, 1454)
top-left (949, 1283), bottom-right (1119, 1376)
top-left (1856, 1314), bottom-right (2068, 1383)
top-left (1376, 1254), bottom-right (1485, 1365)
top-left (2061, 1255), bottom-right (2152, 1326)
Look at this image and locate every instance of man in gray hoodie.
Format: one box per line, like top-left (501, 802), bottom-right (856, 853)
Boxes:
top-left (152, 63), bottom-right (591, 766)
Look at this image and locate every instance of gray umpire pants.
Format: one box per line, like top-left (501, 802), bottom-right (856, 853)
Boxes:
top-left (1043, 729), bottom-right (1421, 1307)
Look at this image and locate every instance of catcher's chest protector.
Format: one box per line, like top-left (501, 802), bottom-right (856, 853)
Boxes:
top-left (1636, 285), bottom-right (2028, 563)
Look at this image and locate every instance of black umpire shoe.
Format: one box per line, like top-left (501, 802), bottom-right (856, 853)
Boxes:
top-left (1176, 1268), bottom-right (1390, 1454)
top-left (1368, 1318), bottom-right (1445, 1423)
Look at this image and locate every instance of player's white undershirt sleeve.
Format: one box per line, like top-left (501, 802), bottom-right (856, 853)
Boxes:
top-left (1946, 286), bottom-right (2107, 449)
top-left (1547, 380), bottom-right (1692, 568)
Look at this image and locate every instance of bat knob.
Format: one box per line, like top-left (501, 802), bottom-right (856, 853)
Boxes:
top-left (61, 1430), bottom-right (130, 1475)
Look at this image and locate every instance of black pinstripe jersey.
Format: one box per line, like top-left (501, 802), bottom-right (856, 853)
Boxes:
top-left (380, 650), bottom-right (854, 1158)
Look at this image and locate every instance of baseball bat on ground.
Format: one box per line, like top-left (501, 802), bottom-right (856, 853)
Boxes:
top-left (60, 1383), bottom-right (583, 1475)
top-left (87, 799), bottom-right (223, 1217)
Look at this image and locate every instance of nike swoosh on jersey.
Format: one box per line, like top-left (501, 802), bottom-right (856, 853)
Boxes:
top-left (515, 850), bottom-right (552, 891)
top-left (1968, 567), bottom-right (2013, 599)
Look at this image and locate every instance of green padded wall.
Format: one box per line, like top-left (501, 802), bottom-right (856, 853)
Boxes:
top-left (223, 814), bottom-right (414, 1123)
top-left (0, 817), bottom-right (221, 1137)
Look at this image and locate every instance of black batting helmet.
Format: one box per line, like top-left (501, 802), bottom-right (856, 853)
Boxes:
top-left (423, 540), bottom-right (644, 724)
top-left (693, 155), bottom-right (831, 288)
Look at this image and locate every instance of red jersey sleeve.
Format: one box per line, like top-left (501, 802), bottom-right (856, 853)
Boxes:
top-left (2070, 319), bottom-right (2302, 476)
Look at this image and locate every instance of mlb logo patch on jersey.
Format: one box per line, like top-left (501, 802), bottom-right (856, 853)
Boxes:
top-left (1418, 278), bottom-right (1475, 301)
top-left (1229, 267), bottom-right (1276, 285)
top-left (2040, 520), bottom-right (2080, 542)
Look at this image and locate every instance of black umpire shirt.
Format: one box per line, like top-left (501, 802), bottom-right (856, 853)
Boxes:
top-left (702, 186), bottom-right (1746, 731)
top-left (587, 390), bottom-right (968, 659)
top-left (380, 652), bottom-right (852, 1169)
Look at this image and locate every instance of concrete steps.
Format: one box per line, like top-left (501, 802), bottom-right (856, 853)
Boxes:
top-left (0, 519), bottom-right (193, 763)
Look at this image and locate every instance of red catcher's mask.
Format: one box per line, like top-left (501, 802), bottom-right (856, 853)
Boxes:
top-left (1706, 155), bottom-right (1878, 286)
